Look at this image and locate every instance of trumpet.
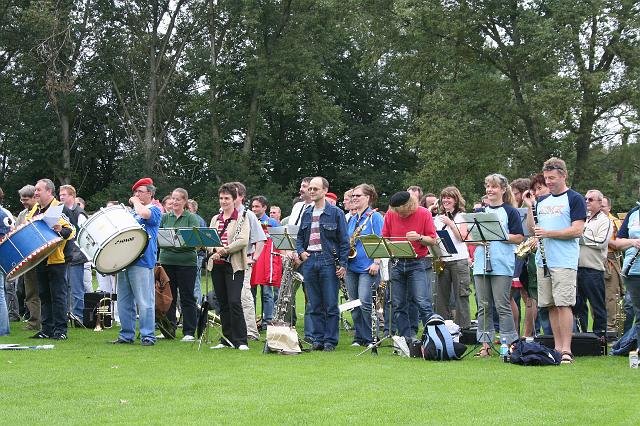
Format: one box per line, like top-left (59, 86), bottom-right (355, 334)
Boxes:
top-left (516, 237), bottom-right (538, 259)
top-left (94, 297), bottom-right (113, 331)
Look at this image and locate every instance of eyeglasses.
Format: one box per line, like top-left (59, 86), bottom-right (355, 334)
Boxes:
top-left (585, 197), bottom-right (601, 202)
top-left (543, 164), bottom-right (566, 173)
top-left (134, 189), bottom-right (149, 194)
top-left (308, 187), bottom-right (321, 192)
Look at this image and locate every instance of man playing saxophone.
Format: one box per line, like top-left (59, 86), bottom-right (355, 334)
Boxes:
top-left (345, 184), bottom-right (384, 347)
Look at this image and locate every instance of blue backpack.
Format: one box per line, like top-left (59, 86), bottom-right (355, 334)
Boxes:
top-left (420, 315), bottom-right (466, 361)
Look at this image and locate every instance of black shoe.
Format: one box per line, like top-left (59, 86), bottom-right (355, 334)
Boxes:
top-left (312, 343), bottom-right (324, 351)
top-left (30, 331), bottom-right (50, 339)
top-left (141, 338), bottom-right (155, 346)
top-left (111, 338), bottom-right (133, 344)
top-left (324, 345), bottom-right (336, 352)
top-left (52, 333), bottom-right (67, 340)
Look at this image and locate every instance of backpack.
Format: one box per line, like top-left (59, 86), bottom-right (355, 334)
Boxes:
top-left (420, 315), bottom-right (466, 360)
top-left (509, 340), bottom-right (561, 366)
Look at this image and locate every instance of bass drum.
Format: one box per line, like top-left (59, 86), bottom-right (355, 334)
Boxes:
top-left (77, 204), bottom-right (148, 274)
top-left (0, 219), bottom-right (63, 280)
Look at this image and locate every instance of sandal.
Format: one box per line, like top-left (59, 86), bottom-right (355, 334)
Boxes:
top-left (561, 351), bottom-right (574, 364)
top-left (474, 347), bottom-right (491, 358)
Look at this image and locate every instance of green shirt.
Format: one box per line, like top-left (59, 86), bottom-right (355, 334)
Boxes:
top-left (159, 210), bottom-right (201, 266)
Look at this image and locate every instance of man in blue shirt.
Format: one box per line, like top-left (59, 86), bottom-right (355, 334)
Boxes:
top-left (526, 158), bottom-right (587, 364)
top-left (296, 177), bottom-right (350, 351)
top-left (112, 177), bottom-right (162, 346)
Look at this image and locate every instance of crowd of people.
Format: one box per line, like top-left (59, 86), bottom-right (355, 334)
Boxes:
top-left (0, 156), bottom-right (639, 363)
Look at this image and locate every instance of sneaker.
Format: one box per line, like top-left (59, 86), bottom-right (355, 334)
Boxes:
top-left (155, 334), bottom-right (166, 339)
top-left (52, 333), bottom-right (67, 340)
top-left (181, 335), bottom-right (195, 342)
top-left (141, 339), bottom-right (155, 346)
top-left (351, 342), bottom-right (361, 347)
top-left (312, 343), bottom-right (324, 351)
top-left (30, 331), bottom-right (50, 339)
top-left (210, 343), bottom-right (230, 349)
top-left (323, 345), bottom-right (336, 352)
top-left (110, 338), bottom-right (133, 344)
top-left (237, 344), bottom-right (250, 351)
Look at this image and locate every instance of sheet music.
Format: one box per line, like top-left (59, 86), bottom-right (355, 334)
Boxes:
top-left (158, 228), bottom-right (183, 248)
top-left (42, 204), bottom-right (64, 228)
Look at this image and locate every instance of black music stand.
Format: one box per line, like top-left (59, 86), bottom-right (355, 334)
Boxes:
top-left (356, 234), bottom-right (417, 356)
top-left (459, 212), bottom-right (507, 356)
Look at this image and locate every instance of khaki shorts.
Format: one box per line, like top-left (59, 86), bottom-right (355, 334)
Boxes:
top-left (536, 267), bottom-right (576, 308)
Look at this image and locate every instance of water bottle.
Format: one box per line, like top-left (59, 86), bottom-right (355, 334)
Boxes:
top-left (500, 337), bottom-right (509, 362)
top-left (630, 350), bottom-right (639, 369)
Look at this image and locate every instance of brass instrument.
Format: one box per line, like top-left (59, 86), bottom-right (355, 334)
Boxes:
top-left (516, 237), bottom-right (538, 259)
top-left (348, 208), bottom-right (377, 259)
top-left (93, 297), bottom-right (113, 331)
top-left (265, 255), bottom-right (303, 354)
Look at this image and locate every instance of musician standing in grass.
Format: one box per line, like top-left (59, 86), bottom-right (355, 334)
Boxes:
top-left (473, 174), bottom-right (524, 357)
top-left (346, 184), bottom-right (384, 347)
top-left (526, 158), bottom-right (586, 364)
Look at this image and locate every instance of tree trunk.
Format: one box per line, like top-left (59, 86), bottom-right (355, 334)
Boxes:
top-left (59, 109), bottom-right (72, 185)
top-left (244, 87), bottom-right (259, 155)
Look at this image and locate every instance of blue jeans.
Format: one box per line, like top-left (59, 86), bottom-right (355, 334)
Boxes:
top-left (0, 273), bottom-right (9, 335)
top-left (474, 274), bottom-right (518, 344)
top-left (261, 286), bottom-right (276, 322)
top-left (623, 275), bottom-right (640, 346)
top-left (390, 258), bottom-right (433, 338)
top-left (302, 252), bottom-right (339, 347)
top-left (116, 266), bottom-right (155, 343)
top-left (574, 267), bottom-right (607, 334)
top-left (66, 263), bottom-right (85, 318)
top-left (346, 270), bottom-right (379, 345)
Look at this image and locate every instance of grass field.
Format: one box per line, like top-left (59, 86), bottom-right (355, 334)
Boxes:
top-left (1, 310), bottom-right (636, 425)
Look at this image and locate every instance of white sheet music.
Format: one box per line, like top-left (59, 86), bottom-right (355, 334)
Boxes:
top-left (42, 204), bottom-right (64, 228)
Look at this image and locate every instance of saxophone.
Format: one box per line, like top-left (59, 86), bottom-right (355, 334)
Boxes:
top-left (272, 256), bottom-right (299, 324)
top-left (348, 208), bottom-right (377, 259)
top-left (515, 237), bottom-right (538, 259)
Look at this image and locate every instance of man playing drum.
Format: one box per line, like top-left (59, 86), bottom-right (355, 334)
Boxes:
top-left (27, 179), bottom-right (75, 340)
top-left (111, 177), bottom-right (162, 346)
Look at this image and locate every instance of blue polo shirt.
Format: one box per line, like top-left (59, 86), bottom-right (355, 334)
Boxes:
top-left (618, 206), bottom-right (640, 276)
top-left (472, 203), bottom-right (523, 276)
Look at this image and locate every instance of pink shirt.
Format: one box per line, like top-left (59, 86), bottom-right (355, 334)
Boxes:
top-left (382, 206), bottom-right (437, 258)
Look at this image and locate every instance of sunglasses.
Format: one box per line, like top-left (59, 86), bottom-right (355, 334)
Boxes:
top-left (585, 197), bottom-right (601, 202)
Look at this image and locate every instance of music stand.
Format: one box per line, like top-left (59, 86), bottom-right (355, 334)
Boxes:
top-left (459, 212), bottom-right (507, 355)
top-left (356, 234), bottom-right (417, 356)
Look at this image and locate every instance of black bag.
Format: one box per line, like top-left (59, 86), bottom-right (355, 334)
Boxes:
top-left (420, 315), bottom-right (466, 360)
top-left (510, 340), bottom-right (561, 366)
top-left (535, 332), bottom-right (605, 356)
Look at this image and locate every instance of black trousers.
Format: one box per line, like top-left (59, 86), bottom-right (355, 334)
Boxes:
top-left (212, 263), bottom-right (246, 347)
top-left (36, 263), bottom-right (68, 336)
top-left (163, 264), bottom-right (198, 336)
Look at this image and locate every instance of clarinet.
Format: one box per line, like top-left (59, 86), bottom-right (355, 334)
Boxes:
top-left (484, 242), bottom-right (493, 273)
top-left (622, 248), bottom-right (640, 278)
top-left (532, 207), bottom-right (551, 278)
top-left (332, 248), bottom-right (349, 301)
top-left (370, 280), bottom-right (379, 354)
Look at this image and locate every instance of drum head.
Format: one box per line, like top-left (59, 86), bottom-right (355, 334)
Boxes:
top-left (6, 238), bottom-right (64, 281)
top-left (94, 228), bottom-right (149, 274)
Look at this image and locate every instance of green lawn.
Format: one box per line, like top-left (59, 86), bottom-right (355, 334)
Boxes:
top-left (1, 315), bottom-right (635, 425)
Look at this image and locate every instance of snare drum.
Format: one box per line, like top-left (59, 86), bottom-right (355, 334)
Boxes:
top-left (77, 204), bottom-right (149, 274)
top-left (0, 220), bottom-right (63, 280)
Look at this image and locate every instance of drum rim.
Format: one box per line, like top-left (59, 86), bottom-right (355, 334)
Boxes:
top-left (92, 228), bottom-right (150, 274)
top-left (80, 204), bottom-right (134, 228)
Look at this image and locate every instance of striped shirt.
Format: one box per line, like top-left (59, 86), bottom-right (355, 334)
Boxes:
top-left (307, 207), bottom-right (324, 251)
